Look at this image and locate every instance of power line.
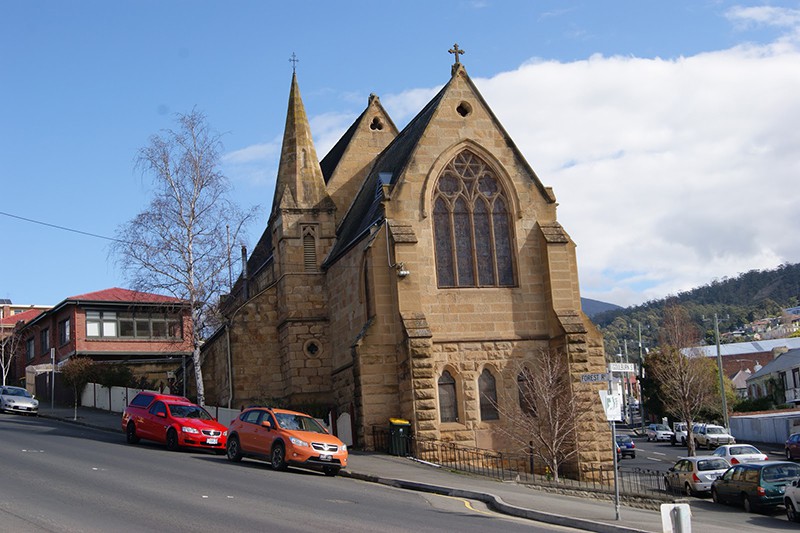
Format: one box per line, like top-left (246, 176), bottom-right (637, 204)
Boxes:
top-left (0, 210), bottom-right (125, 243)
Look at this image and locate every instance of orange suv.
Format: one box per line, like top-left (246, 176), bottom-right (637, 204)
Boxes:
top-left (226, 407), bottom-right (348, 476)
top-left (122, 392), bottom-right (227, 453)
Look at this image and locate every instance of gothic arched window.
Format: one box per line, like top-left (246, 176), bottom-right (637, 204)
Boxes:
top-left (433, 150), bottom-right (515, 288)
top-left (479, 368), bottom-right (499, 421)
top-left (438, 370), bottom-right (458, 423)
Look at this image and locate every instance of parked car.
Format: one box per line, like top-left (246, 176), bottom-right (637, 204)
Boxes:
top-left (711, 461), bottom-right (800, 513)
top-left (785, 478), bottom-right (800, 522)
top-left (121, 392), bottom-right (227, 453)
top-left (711, 444), bottom-right (769, 464)
top-left (0, 386), bottom-right (39, 415)
top-left (646, 423), bottom-right (674, 442)
top-left (671, 422), bottom-right (688, 446)
top-left (786, 433), bottom-right (800, 460)
top-left (693, 424), bottom-right (735, 450)
top-left (664, 456), bottom-right (730, 496)
top-left (615, 434), bottom-right (636, 459)
top-left (226, 406), bottom-right (348, 476)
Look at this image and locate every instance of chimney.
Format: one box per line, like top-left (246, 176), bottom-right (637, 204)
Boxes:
top-left (773, 346), bottom-right (789, 359)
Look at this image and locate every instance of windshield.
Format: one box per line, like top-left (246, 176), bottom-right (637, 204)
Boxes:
top-left (697, 458), bottom-right (729, 471)
top-left (616, 436), bottom-right (632, 444)
top-left (763, 464), bottom-right (800, 482)
top-left (653, 425), bottom-right (669, 431)
top-left (275, 413), bottom-right (326, 434)
top-left (3, 388), bottom-right (32, 398)
top-left (707, 427), bottom-right (726, 435)
top-left (730, 446), bottom-right (759, 455)
top-left (168, 404), bottom-right (212, 420)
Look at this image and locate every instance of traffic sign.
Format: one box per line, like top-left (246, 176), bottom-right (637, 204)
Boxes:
top-left (608, 363), bottom-right (635, 373)
top-left (581, 372), bottom-right (609, 383)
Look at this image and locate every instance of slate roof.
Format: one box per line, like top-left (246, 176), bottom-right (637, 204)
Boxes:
top-left (322, 81), bottom-right (449, 267)
top-left (319, 107), bottom-right (366, 184)
top-left (747, 348), bottom-right (800, 381)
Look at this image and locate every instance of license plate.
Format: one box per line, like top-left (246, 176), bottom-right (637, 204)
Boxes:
top-left (320, 454), bottom-right (331, 461)
top-left (207, 438), bottom-right (218, 445)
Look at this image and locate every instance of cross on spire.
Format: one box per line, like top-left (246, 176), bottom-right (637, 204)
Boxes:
top-left (449, 43), bottom-right (465, 64)
top-left (289, 52), bottom-right (299, 73)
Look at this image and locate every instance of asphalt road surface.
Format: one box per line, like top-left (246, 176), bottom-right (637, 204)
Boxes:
top-left (0, 414), bottom-right (580, 533)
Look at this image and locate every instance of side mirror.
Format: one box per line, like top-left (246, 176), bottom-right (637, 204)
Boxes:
top-left (261, 420), bottom-right (272, 430)
top-left (668, 467), bottom-right (675, 472)
top-left (156, 412), bottom-right (166, 418)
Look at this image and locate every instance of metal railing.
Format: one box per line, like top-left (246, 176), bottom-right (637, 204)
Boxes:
top-left (371, 426), bottom-right (667, 498)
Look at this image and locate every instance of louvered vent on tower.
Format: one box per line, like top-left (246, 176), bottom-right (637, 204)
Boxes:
top-left (303, 227), bottom-right (317, 272)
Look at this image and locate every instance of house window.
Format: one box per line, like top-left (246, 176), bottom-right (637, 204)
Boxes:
top-left (87, 310), bottom-right (182, 339)
top-left (793, 368), bottom-right (799, 389)
top-left (58, 318), bottom-right (71, 346)
top-left (438, 370), bottom-right (458, 423)
top-left (40, 328), bottom-right (50, 355)
top-left (26, 338), bottom-right (34, 361)
top-left (433, 149), bottom-right (515, 288)
top-left (517, 369), bottom-right (537, 417)
top-left (479, 369), bottom-right (499, 421)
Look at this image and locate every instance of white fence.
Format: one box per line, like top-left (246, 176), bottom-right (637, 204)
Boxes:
top-left (80, 383), bottom-right (240, 426)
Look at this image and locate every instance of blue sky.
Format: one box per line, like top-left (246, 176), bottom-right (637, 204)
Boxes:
top-left (2, 1), bottom-right (799, 308)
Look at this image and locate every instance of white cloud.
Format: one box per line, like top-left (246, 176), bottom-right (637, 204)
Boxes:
top-left (464, 40), bottom-right (800, 307)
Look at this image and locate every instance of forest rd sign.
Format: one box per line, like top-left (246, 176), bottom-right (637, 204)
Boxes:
top-left (581, 373), bottom-right (609, 383)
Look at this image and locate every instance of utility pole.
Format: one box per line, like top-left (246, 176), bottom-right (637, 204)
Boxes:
top-left (638, 322), bottom-right (646, 433)
top-left (714, 314), bottom-right (730, 429)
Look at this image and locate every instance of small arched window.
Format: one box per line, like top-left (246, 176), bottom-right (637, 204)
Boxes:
top-left (479, 369), bottom-right (499, 421)
top-left (438, 370), bottom-right (458, 423)
top-left (433, 149), bottom-right (515, 288)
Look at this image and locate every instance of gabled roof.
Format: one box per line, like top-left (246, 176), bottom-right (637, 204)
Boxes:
top-left (322, 80), bottom-right (449, 267)
top-left (67, 287), bottom-right (184, 304)
top-left (0, 308), bottom-right (43, 327)
top-left (747, 348), bottom-right (800, 381)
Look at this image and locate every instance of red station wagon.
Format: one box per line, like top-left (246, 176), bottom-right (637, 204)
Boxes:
top-left (122, 392), bottom-right (227, 452)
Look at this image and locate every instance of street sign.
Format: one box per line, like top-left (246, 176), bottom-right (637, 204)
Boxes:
top-left (581, 372), bottom-right (609, 383)
top-left (608, 362), bottom-right (635, 373)
top-left (598, 390), bottom-right (623, 421)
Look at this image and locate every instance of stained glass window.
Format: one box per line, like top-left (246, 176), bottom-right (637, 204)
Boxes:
top-left (433, 150), bottom-right (515, 287)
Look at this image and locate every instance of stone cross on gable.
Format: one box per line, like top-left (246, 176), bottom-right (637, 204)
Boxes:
top-left (449, 43), bottom-right (465, 64)
top-left (289, 52), bottom-right (299, 73)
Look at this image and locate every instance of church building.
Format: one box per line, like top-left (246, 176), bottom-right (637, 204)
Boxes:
top-left (201, 49), bottom-right (610, 474)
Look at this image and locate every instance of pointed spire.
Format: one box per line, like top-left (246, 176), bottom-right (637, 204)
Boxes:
top-left (270, 71), bottom-right (331, 221)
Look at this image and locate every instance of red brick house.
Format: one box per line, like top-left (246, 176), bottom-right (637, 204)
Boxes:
top-left (12, 288), bottom-right (193, 393)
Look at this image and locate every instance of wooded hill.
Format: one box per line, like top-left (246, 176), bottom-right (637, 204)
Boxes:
top-left (591, 263), bottom-right (800, 357)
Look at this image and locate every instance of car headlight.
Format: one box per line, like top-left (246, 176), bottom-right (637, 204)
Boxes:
top-left (223, 431), bottom-right (228, 436)
top-left (32, 400), bottom-right (39, 407)
top-left (341, 444), bottom-right (347, 452)
top-left (181, 426), bottom-right (199, 434)
top-left (289, 436), bottom-right (309, 447)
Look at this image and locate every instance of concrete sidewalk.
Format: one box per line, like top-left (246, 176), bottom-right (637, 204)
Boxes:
top-left (37, 405), bottom-right (740, 533)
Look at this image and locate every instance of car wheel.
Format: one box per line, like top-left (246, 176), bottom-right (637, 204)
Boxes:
top-left (631, 452), bottom-right (636, 459)
top-left (166, 428), bottom-right (180, 451)
top-left (681, 437), bottom-right (686, 446)
top-left (743, 494), bottom-right (756, 513)
top-left (226, 436), bottom-right (243, 462)
top-left (787, 448), bottom-right (794, 460)
top-left (685, 482), bottom-right (695, 497)
top-left (787, 499), bottom-right (800, 522)
top-left (126, 422), bottom-right (140, 444)
top-left (711, 488), bottom-right (721, 504)
top-left (271, 443), bottom-right (287, 471)
top-left (323, 466), bottom-right (340, 477)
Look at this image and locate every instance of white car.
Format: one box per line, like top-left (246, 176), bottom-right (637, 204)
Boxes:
top-left (693, 424), bottom-right (735, 449)
top-left (711, 444), bottom-right (768, 464)
top-left (646, 423), bottom-right (674, 442)
top-left (0, 386), bottom-right (39, 415)
top-left (664, 456), bottom-right (730, 496)
top-left (671, 422), bottom-right (688, 446)
top-left (786, 478), bottom-right (800, 522)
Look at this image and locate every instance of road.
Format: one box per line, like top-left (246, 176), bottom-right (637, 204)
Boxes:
top-left (0, 414), bottom-right (578, 532)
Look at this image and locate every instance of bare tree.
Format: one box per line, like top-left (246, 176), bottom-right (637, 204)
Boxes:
top-left (647, 305), bottom-right (718, 456)
top-left (0, 324), bottom-right (25, 386)
top-left (113, 110), bottom-right (255, 405)
top-left (491, 348), bottom-right (581, 482)
top-left (61, 357), bottom-right (95, 421)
